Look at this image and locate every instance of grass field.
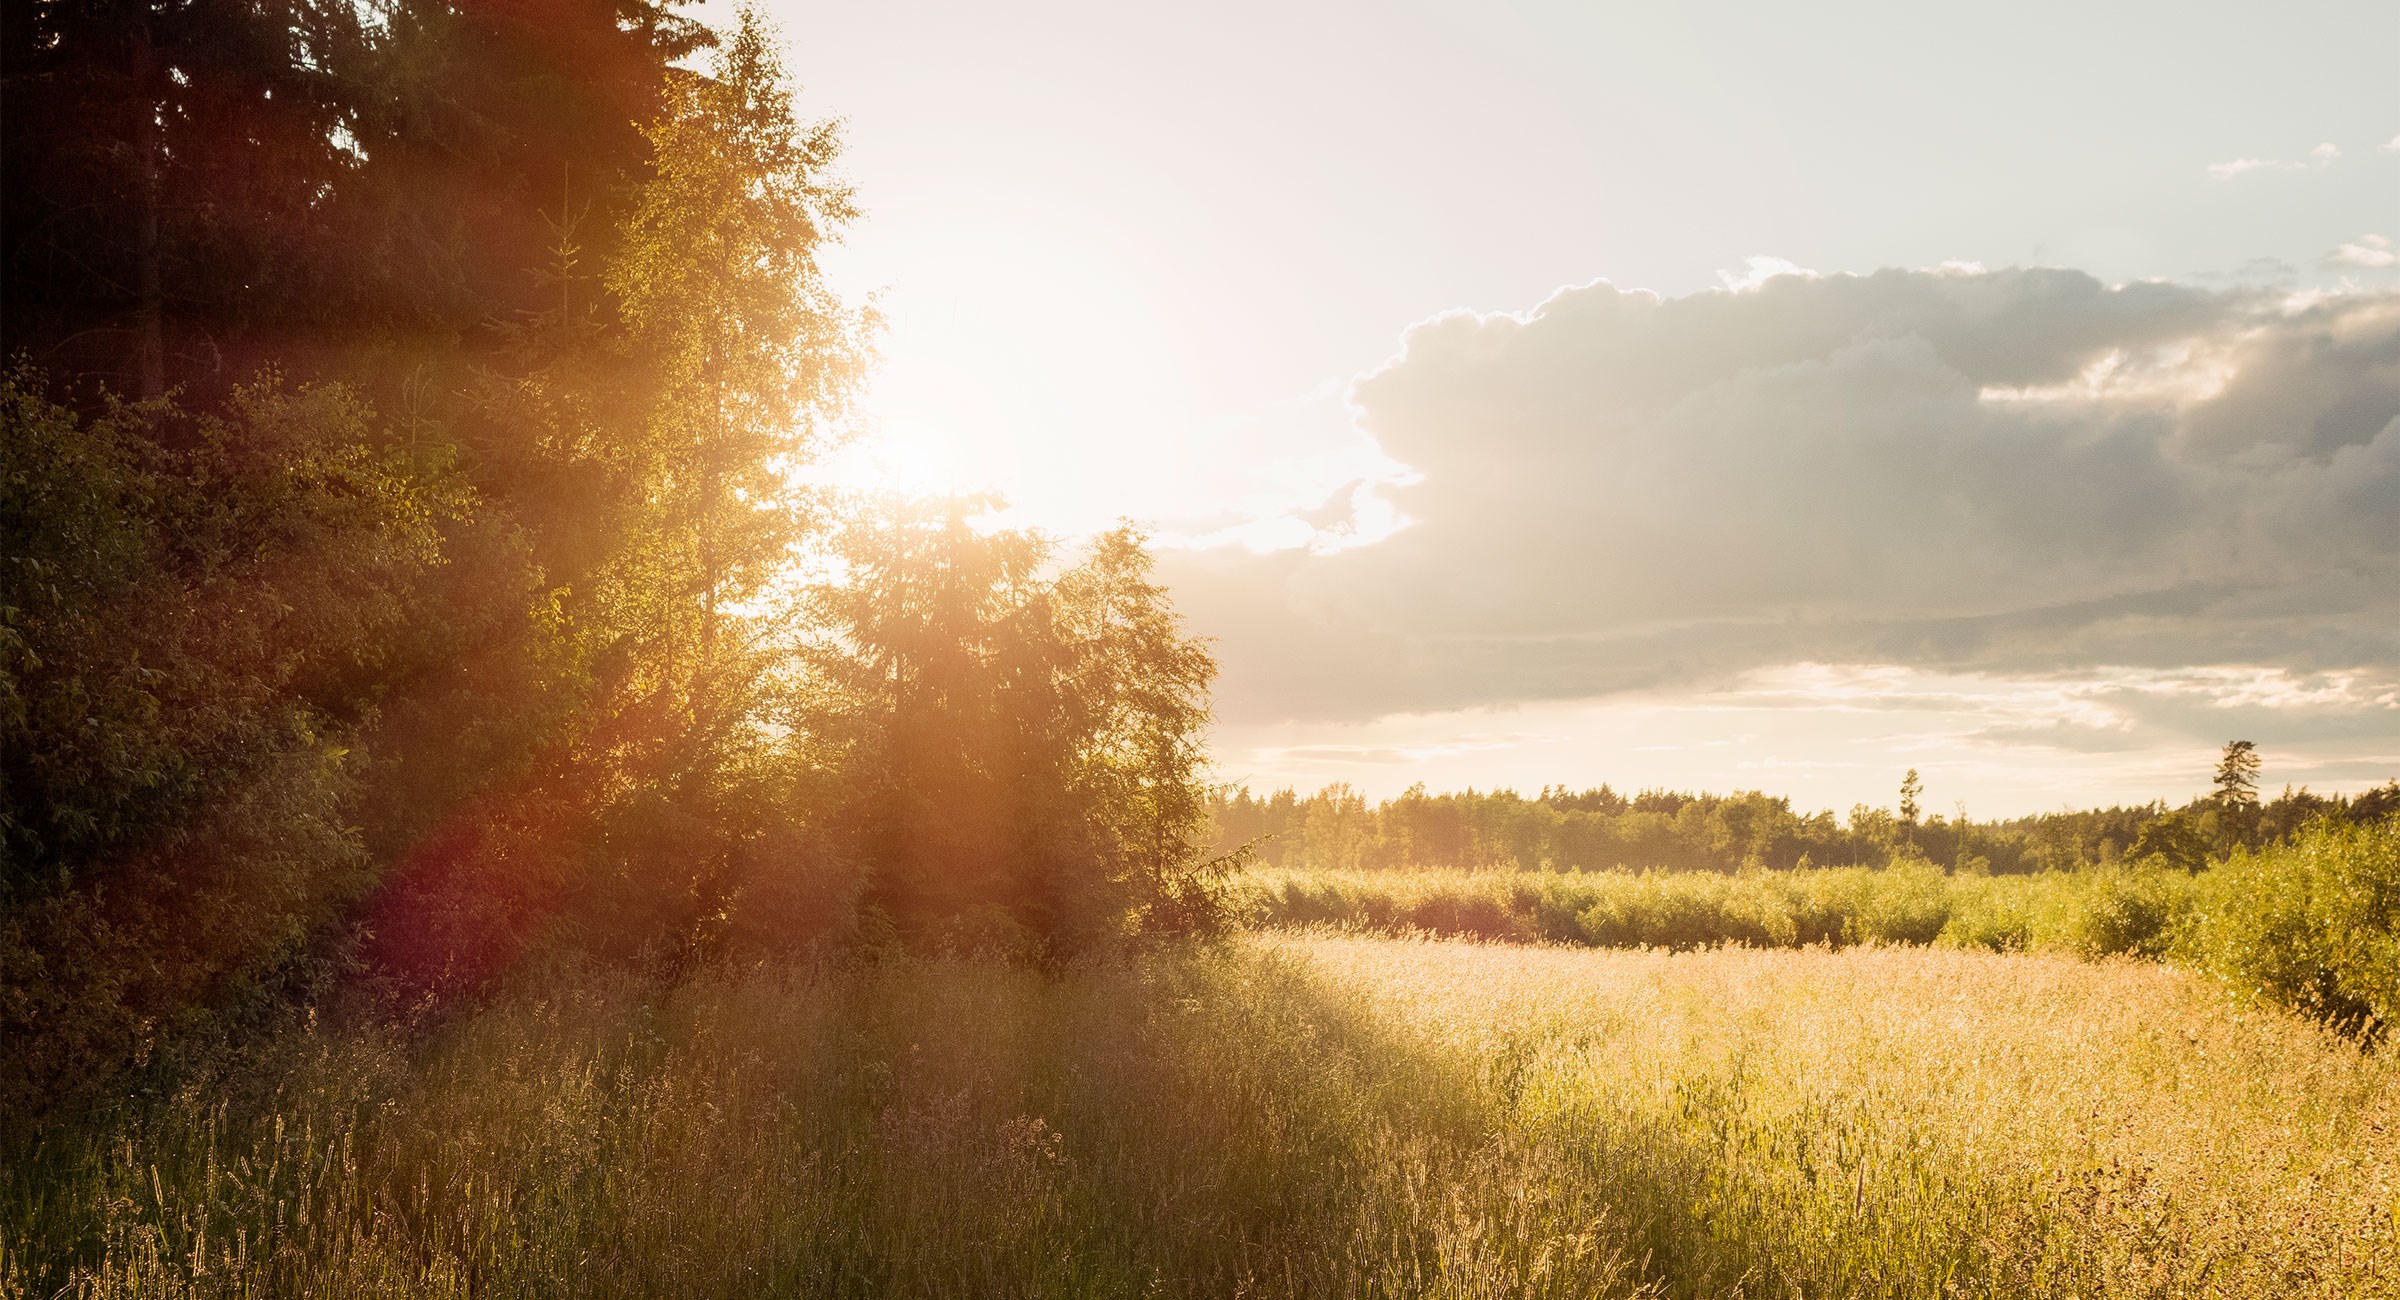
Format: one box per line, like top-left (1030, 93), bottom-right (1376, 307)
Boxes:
top-left (7, 933), bottom-right (2393, 1298)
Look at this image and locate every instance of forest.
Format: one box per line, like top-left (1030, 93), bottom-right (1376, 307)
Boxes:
top-left (5, 4), bottom-right (2398, 1296)
top-left (3, 2), bottom-right (1227, 1124)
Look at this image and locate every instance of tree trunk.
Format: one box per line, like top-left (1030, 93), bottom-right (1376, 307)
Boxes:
top-left (130, 13), bottom-right (167, 401)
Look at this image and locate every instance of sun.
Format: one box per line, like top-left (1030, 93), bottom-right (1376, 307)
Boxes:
top-left (818, 355), bottom-right (1019, 502)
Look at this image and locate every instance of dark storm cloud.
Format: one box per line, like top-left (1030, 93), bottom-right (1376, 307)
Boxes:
top-left (1167, 268), bottom-right (2400, 725)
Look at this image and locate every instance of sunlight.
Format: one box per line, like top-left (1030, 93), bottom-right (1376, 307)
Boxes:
top-left (12, 3), bottom-right (2400, 1292)
top-left (817, 355), bottom-right (1017, 500)
top-left (815, 182), bottom-right (1417, 546)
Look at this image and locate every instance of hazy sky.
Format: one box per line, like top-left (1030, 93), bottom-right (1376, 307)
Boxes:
top-left (752, 0), bottom-right (2400, 815)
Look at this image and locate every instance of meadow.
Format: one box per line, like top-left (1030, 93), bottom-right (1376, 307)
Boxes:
top-left (1235, 816), bottom-right (2400, 1038)
top-left (9, 6), bottom-right (2397, 1298)
top-left (6, 928), bottom-right (2394, 1299)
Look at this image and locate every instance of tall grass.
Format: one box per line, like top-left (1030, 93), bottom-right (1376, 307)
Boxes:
top-left (6, 936), bottom-right (2394, 1298)
top-left (1, 952), bottom-right (1649, 1299)
top-left (1295, 935), bottom-right (2398, 1299)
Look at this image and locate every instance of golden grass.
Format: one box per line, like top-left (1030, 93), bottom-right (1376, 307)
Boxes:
top-left (5, 936), bottom-right (2393, 1297)
top-left (1289, 933), bottom-right (2399, 1297)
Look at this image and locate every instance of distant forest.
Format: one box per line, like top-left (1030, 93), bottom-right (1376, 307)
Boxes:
top-left (1211, 756), bottom-right (2400, 875)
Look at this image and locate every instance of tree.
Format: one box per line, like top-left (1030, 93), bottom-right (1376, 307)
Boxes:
top-left (1899, 769), bottom-right (1923, 826)
top-left (2, 0), bottom-right (371, 402)
top-left (609, 6), bottom-right (868, 718)
top-left (2129, 811), bottom-right (2208, 872)
top-left (809, 503), bottom-right (1225, 954)
top-left (810, 498), bottom-right (1060, 944)
top-left (1054, 526), bottom-right (1225, 935)
top-left (2214, 740), bottom-right (2261, 810)
top-left (2209, 739), bottom-right (2263, 854)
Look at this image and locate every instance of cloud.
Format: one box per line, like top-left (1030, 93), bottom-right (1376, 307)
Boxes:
top-left (2327, 234), bottom-right (2399, 270)
top-left (2207, 141), bottom-right (2342, 179)
top-left (1209, 661), bottom-right (2398, 811)
top-left (1716, 255), bottom-right (1815, 291)
top-left (2207, 157), bottom-right (2301, 180)
top-left (2386, 133), bottom-right (2400, 152)
top-left (1166, 267), bottom-right (2400, 726)
top-left (2189, 257), bottom-right (2298, 285)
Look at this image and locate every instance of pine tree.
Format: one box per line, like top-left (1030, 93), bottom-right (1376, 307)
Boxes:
top-left (2214, 740), bottom-right (2261, 810)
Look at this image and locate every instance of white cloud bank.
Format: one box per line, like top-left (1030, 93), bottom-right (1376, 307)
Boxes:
top-left (1166, 267), bottom-right (2400, 734)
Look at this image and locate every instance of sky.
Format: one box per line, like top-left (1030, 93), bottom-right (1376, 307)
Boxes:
top-left (749, 0), bottom-right (2400, 816)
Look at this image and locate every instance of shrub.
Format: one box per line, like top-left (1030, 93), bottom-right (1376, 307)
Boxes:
top-left (1845, 859), bottom-right (1954, 945)
top-left (1, 376), bottom-right (445, 1118)
top-left (1938, 874), bottom-right (2042, 951)
top-left (2181, 817), bottom-right (2400, 1039)
top-left (2061, 863), bottom-right (2193, 959)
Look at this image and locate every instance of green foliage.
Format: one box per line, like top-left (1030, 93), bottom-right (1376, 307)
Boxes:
top-left (2056, 862), bottom-right (2191, 960)
top-left (0, 373), bottom-right (449, 1115)
top-left (810, 504), bottom-right (1230, 957)
top-left (607, 6), bottom-right (869, 707)
top-left (2181, 817), bottom-right (2400, 1040)
top-left (1212, 778), bottom-right (2396, 878)
top-left (2127, 812), bottom-right (2207, 872)
top-left (1242, 823), bottom-right (2400, 1043)
top-left (1239, 859), bottom-right (2217, 961)
top-left (4, 1), bottom-right (1235, 1115)
top-left (2214, 740), bottom-right (2262, 810)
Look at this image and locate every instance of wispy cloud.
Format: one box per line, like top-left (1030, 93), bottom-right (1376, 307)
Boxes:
top-left (2326, 234), bottom-right (2398, 270)
top-left (2206, 157), bottom-right (2298, 180)
top-left (2207, 141), bottom-right (2341, 180)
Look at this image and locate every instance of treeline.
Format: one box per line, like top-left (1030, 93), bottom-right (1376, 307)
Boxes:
top-left (1211, 763), bottom-right (2400, 876)
top-left (3, 3), bottom-right (1223, 1121)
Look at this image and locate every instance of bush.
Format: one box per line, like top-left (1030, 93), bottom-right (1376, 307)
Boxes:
top-left (1, 376), bottom-right (446, 1118)
top-left (2060, 863), bottom-right (2194, 959)
top-left (2181, 817), bottom-right (2400, 1039)
top-left (1937, 874), bottom-right (2043, 951)
top-left (1843, 859), bottom-right (1954, 945)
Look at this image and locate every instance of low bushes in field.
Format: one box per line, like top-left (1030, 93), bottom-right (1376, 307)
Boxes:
top-left (2184, 817), bottom-right (2400, 1039)
top-left (1233, 860), bottom-right (2189, 957)
top-left (1238, 817), bottom-right (2400, 1037)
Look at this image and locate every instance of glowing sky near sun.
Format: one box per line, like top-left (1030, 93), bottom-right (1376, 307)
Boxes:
top-left (745, 0), bottom-right (2400, 815)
